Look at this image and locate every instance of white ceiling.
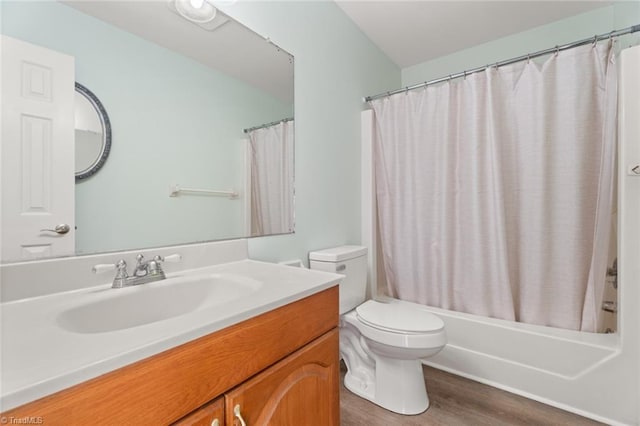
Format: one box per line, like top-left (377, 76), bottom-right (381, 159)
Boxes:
top-left (335, 1), bottom-right (612, 68)
top-left (62, 1), bottom-right (612, 98)
top-left (64, 1), bottom-right (294, 103)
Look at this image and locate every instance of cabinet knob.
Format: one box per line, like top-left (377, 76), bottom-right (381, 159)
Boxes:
top-left (211, 419), bottom-right (219, 426)
top-left (234, 404), bottom-right (247, 426)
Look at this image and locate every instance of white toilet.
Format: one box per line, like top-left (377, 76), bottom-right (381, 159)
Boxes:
top-left (309, 245), bottom-right (446, 415)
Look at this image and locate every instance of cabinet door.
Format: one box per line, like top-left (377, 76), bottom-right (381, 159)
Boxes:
top-left (173, 397), bottom-right (224, 426)
top-left (225, 329), bottom-right (339, 426)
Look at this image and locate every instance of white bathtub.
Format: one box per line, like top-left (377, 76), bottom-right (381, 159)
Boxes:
top-left (379, 297), bottom-right (631, 425)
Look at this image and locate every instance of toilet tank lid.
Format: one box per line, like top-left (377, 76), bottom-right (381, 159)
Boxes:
top-left (309, 245), bottom-right (367, 262)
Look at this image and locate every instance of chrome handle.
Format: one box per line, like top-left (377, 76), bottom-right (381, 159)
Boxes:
top-left (92, 260), bottom-right (128, 276)
top-left (602, 301), bottom-right (617, 313)
top-left (153, 253), bottom-right (182, 263)
top-left (163, 253), bottom-right (182, 263)
top-left (234, 404), bottom-right (247, 426)
top-left (40, 224), bottom-right (70, 235)
top-left (92, 260), bottom-right (129, 288)
top-left (92, 263), bottom-right (117, 274)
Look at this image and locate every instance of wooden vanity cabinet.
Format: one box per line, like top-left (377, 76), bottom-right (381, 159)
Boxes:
top-left (174, 329), bottom-right (339, 426)
top-left (2, 286), bottom-right (339, 426)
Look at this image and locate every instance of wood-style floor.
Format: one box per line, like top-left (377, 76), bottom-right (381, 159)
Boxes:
top-left (340, 363), bottom-right (603, 426)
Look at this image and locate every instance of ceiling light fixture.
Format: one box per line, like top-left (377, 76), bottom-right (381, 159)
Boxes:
top-left (168, 0), bottom-right (230, 31)
top-left (174, 0), bottom-right (217, 24)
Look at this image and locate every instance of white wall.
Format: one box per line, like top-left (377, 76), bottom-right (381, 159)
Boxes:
top-left (619, 44), bottom-right (640, 426)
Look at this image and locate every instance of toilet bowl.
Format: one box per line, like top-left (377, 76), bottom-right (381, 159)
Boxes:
top-left (309, 246), bottom-right (447, 415)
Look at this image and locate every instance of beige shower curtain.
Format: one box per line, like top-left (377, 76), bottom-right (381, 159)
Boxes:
top-left (248, 120), bottom-right (294, 236)
top-left (370, 42), bottom-right (617, 332)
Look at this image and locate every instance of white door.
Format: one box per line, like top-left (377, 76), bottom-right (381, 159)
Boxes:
top-left (1, 35), bottom-right (75, 262)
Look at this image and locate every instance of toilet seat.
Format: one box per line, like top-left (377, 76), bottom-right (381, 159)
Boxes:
top-left (356, 300), bottom-right (444, 334)
top-left (342, 309), bottom-right (446, 350)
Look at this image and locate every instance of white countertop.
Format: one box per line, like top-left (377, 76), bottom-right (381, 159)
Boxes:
top-left (0, 260), bottom-right (342, 411)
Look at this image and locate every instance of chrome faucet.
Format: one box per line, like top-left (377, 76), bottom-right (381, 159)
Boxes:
top-left (133, 254), bottom-right (164, 278)
top-left (93, 253), bottom-right (182, 288)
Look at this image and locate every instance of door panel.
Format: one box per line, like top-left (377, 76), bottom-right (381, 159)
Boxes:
top-left (225, 330), bottom-right (339, 426)
top-left (1, 35), bottom-right (75, 261)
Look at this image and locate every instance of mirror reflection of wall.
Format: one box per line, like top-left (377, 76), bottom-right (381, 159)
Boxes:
top-left (0, 1), bottom-right (294, 262)
top-left (74, 97), bottom-right (104, 175)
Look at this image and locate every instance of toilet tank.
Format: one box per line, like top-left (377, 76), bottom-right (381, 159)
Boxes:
top-left (309, 246), bottom-right (368, 315)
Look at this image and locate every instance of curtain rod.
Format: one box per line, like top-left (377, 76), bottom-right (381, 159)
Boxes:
top-left (243, 117), bottom-right (293, 134)
top-left (364, 23), bottom-right (640, 103)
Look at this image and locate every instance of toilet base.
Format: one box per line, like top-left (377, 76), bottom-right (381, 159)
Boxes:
top-left (339, 305), bottom-right (446, 416)
top-left (344, 357), bottom-right (429, 415)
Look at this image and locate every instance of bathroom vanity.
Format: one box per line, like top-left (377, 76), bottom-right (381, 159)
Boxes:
top-left (0, 254), bottom-right (342, 425)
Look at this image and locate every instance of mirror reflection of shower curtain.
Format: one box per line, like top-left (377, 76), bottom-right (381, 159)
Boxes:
top-left (248, 120), bottom-right (294, 236)
top-left (370, 41), bottom-right (617, 332)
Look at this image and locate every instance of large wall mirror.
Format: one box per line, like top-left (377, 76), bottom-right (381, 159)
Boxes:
top-left (0, 1), bottom-right (294, 263)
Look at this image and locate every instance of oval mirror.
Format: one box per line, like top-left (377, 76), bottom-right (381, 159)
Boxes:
top-left (75, 82), bottom-right (111, 181)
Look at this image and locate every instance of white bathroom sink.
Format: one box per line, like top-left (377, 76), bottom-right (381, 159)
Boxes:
top-left (56, 273), bottom-right (262, 333)
top-left (2, 259), bottom-right (342, 412)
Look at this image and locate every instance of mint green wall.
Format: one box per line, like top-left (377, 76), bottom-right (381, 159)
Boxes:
top-left (5, 1), bottom-right (632, 265)
top-left (1, 1), bottom-right (293, 254)
top-left (402, 3), bottom-right (640, 87)
top-left (215, 1), bottom-right (401, 263)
